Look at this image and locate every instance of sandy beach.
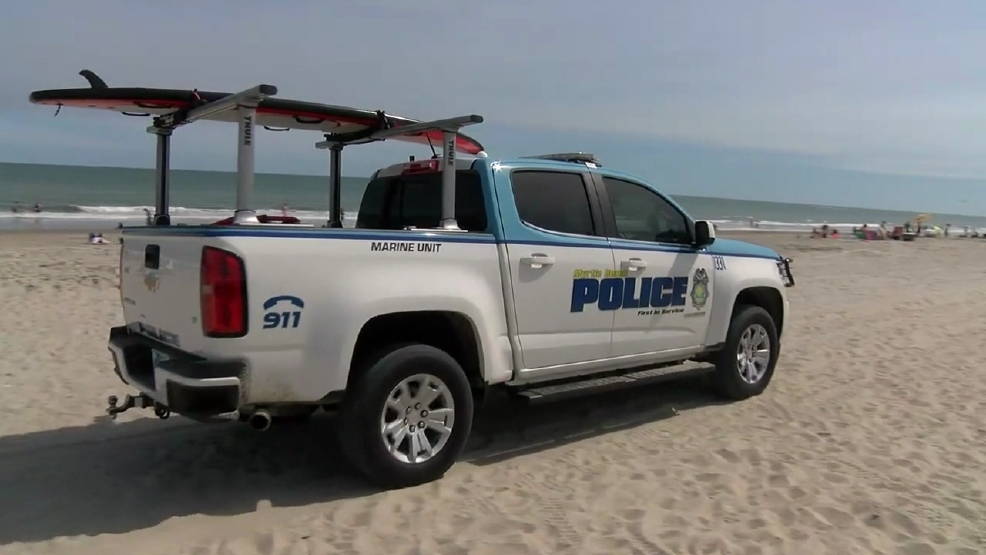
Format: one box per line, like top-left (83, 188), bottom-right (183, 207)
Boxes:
top-left (1, 229), bottom-right (984, 555)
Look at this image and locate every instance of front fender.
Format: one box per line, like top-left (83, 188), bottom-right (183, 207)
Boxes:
top-left (707, 257), bottom-right (788, 345)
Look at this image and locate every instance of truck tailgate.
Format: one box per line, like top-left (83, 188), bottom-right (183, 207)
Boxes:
top-left (120, 233), bottom-right (206, 352)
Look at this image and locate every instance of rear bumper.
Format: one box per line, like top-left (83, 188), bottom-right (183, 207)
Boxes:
top-left (107, 326), bottom-right (244, 416)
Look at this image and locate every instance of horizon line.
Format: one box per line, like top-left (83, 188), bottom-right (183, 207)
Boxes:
top-left (1, 159), bottom-right (983, 220)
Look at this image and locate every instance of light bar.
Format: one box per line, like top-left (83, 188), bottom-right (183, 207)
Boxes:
top-left (146, 84), bottom-right (277, 133)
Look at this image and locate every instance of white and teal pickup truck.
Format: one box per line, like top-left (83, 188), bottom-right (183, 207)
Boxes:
top-left (29, 75), bottom-right (794, 489)
top-left (109, 151), bottom-right (795, 489)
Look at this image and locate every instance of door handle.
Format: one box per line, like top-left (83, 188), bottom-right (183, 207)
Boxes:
top-left (620, 257), bottom-right (648, 271)
top-left (520, 253), bottom-right (555, 268)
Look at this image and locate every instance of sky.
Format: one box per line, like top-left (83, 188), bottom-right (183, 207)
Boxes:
top-left (2, 0), bottom-right (986, 214)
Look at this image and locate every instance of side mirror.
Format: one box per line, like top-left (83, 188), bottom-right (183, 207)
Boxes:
top-left (694, 220), bottom-right (716, 247)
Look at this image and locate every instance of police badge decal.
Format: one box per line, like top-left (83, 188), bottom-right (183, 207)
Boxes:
top-left (690, 268), bottom-right (710, 310)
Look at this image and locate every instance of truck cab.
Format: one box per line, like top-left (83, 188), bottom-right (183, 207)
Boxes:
top-left (358, 152), bottom-right (791, 380)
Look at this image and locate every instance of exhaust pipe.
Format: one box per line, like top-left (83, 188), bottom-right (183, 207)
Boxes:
top-left (248, 409), bottom-right (272, 432)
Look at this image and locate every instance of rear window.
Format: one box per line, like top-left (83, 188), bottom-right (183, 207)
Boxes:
top-left (356, 169), bottom-right (488, 232)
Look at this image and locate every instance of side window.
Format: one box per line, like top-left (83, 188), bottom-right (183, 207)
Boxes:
top-left (511, 171), bottom-right (596, 236)
top-left (603, 177), bottom-right (690, 244)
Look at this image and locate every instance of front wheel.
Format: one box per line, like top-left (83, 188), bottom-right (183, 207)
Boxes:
top-left (337, 343), bottom-right (474, 489)
top-left (710, 305), bottom-right (779, 400)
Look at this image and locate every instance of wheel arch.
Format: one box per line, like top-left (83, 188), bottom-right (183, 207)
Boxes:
top-left (349, 310), bottom-right (485, 392)
top-left (731, 286), bottom-right (785, 337)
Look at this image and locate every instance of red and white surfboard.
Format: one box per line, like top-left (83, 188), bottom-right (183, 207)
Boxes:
top-left (29, 73), bottom-right (485, 154)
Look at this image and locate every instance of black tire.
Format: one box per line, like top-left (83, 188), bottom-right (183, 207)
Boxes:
top-left (337, 343), bottom-right (474, 489)
top-left (710, 305), bottom-right (779, 400)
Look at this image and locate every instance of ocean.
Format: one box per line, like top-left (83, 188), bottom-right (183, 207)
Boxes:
top-left (3, 162), bottom-right (986, 233)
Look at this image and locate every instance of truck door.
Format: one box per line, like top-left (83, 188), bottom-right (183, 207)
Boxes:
top-left (599, 175), bottom-right (715, 358)
top-left (500, 169), bottom-right (616, 370)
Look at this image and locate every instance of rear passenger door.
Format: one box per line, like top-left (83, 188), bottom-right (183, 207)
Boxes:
top-left (598, 175), bottom-right (715, 360)
top-left (503, 170), bottom-right (617, 371)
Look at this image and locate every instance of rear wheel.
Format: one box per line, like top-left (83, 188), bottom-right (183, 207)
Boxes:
top-left (337, 343), bottom-right (474, 489)
top-left (710, 305), bottom-right (779, 400)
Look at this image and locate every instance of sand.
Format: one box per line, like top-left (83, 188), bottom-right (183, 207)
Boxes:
top-left (1, 229), bottom-right (984, 555)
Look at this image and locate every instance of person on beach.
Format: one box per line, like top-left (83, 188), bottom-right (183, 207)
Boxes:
top-left (143, 208), bottom-right (153, 225)
top-left (32, 202), bottom-right (42, 213)
top-left (280, 203), bottom-right (289, 217)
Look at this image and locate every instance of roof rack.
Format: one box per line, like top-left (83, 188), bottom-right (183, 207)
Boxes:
top-left (522, 152), bottom-right (601, 167)
top-left (29, 70), bottom-right (486, 230)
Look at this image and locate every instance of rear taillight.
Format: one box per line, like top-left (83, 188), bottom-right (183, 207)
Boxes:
top-left (200, 246), bottom-right (248, 337)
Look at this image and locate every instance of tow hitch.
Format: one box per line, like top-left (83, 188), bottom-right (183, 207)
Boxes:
top-left (106, 393), bottom-right (171, 420)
